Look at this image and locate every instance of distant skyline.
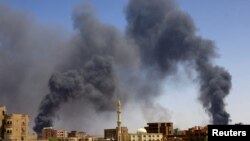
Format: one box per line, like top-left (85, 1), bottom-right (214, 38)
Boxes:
top-left (1, 0), bottom-right (249, 134)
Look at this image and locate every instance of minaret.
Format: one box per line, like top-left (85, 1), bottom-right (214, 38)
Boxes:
top-left (117, 100), bottom-right (122, 141)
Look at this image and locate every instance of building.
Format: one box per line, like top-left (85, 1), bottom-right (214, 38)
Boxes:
top-left (182, 126), bottom-right (208, 141)
top-left (167, 126), bottom-right (208, 141)
top-left (0, 106), bottom-right (7, 140)
top-left (104, 127), bottom-right (129, 141)
top-left (0, 105), bottom-right (48, 141)
top-left (104, 128), bottom-right (116, 140)
top-left (56, 129), bottom-right (68, 139)
top-left (68, 131), bottom-right (87, 138)
top-left (129, 128), bottom-right (163, 141)
top-left (3, 113), bottom-right (30, 141)
top-left (68, 137), bottom-right (78, 141)
top-left (68, 130), bottom-right (88, 141)
top-left (145, 122), bottom-right (173, 140)
top-left (42, 127), bottom-right (68, 140)
top-left (42, 127), bottom-right (57, 139)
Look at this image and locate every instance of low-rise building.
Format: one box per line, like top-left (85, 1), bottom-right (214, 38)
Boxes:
top-left (167, 126), bottom-right (208, 141)
top-left (145, 122), bottom-right (173, 138)
top-left (129, 128), bottom-right (163, 141)
top-left (183, 126), bottom-right (208, 141)
top-left (104, 127), bottom-right (129, 141)
top-left (68, 137), bottom-right (78, 141)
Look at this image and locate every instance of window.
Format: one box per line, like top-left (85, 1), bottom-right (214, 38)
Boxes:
top-left (7, 121), bottom-right (12, 125)
top-left (6, 129), bottom-right (12, 134)
top-left (22, 128), bottom-right (25, 134)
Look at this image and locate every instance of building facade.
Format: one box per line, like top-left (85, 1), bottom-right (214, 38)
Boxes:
top-left (42, 127), bottom-right (57, 139)
top-left (42, 127), bottom-right (68, 140)
top-left (68, 130), bottom-right (88, 141)
top-left (0, 106), bottom-right (7, 140)
top-left (56, 129), bottom-right (68, 139)
top-left (183, 126), bottom-right (208, 141)
top-left (145, 122), bottom-right (173, 139)
top-left (3, 113), bottom-right (30, 141)
top-left (167, 126), bottom-right (208, 141)
top-left (104, 127), bottom-right (129, 141)
top-left (129, 128), bottom-right (163, 141)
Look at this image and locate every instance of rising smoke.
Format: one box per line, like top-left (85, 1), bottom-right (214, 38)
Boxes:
top-left (0, 0), bottom-right (232, 135)
top-left (0, 3), bottom-right (69, 117)
top-left (33, 56), bottom-right (118, 133)
top-left (33, 4), bottom-right (138, 134)
top-left (126, 0), bottom-right (231, 125)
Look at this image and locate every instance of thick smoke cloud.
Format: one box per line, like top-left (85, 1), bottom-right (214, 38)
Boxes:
top-left (196, 62), bottom-right (231, 124)
top-left (34, 56), bottom-right (117, 133)
top-left (0, 0), bottom-right (232, 135)
top-left (126, 0), bottom-right (231, 124)
top-left (0, 4), bottom-right (69, 117)
top-left (33, 4), bottom-right (139, 134)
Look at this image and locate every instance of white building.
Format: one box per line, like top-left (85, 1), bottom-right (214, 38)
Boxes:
top-left (129, 128), bottom-right (163, 141)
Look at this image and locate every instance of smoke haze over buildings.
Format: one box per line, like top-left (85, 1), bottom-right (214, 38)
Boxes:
top-left (0, 0), bottom-right (232, 135)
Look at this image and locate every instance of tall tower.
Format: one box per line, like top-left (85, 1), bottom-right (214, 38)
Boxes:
top-left (117, 100), bottom-right (122, 141)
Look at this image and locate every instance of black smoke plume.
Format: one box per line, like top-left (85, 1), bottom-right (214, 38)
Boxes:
top-left (0, 0), bottom-right (232, 135)
top-left (33, 56), bottom-right (117, 133)
top-left (126, 0), bottom-right (231, 124)
top-left (33, 4), bottom-right (138, 134)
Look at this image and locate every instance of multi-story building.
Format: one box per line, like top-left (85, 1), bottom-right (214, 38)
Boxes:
top-left (183, 126), bottom-right (208, 141)
top-left (0, 106), bottom-right (7, 140)
top-left (68, 131), bottom-right (87, 138)
top-left (68, 131), bottom-right (88, 141)
top-left (56, 129), bottom-right (68, 139)
top-left (0, 105), bottom-right (47, 141)
top-left (145, 122), bottom-right (173, 140)
top-left (104, 128), bottom-right (116, 140)
top-left (3, 113), bottom-right (30, 141)
top-left (42, 127), bottom-right (68, 140)
top-left (167, 126), bottom-right (208, 141)
top-left (42, 127), bottom-right (57, 139)
top-left (129, 128), bottom-right (163, 141)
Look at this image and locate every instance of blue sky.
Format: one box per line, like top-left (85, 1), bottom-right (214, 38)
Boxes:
top-left (1, 0), bottom-right (250, 129)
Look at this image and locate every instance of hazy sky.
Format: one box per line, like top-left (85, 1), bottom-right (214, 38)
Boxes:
top-left (1, 0), bottom-right (250, 131)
